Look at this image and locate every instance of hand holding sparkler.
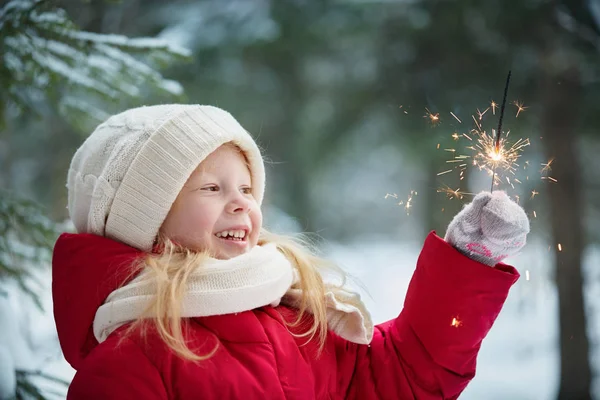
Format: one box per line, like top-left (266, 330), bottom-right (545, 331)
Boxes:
top-left (444, 191), bottom-right (530, 266)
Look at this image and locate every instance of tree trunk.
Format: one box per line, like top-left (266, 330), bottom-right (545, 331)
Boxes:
top-left (541, 65), bottom-right (591, 400)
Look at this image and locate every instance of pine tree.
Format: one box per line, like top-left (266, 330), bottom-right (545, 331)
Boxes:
top-left (0, 1), bottom-right (189, 398)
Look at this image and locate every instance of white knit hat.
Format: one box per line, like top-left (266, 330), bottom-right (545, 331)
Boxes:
top-left (67, 104), bottom-right (265, 252)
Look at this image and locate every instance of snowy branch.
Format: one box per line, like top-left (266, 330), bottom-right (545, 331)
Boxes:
top-left (0, 0), bottom-right (191, 125)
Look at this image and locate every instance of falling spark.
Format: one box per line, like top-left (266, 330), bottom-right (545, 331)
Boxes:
top-left (471, 115), bottom-right (483, 131)
top-left (462, 133), bottom-right (473, 141)
top-left (477, 107), bottom-right (490, 120)
top-left (398, 190), bottom-right (417, 215)
top-left (451, 317), bottom-right (462, 328)
top-left (384, 193), bottom-right (398, 199)
top-left (437, 169), bottom-right (453, 176)
top-left (558, 243), bottom-right (562, 252)
top-left (437, 143), bottom-right (440, 149)
top-left (526, 270), bottom-right (530, 280)
top-left (437, 185), bottom-right (472, 200)
top-left (452, 132), bottom-right (460, 140)
top-left (491, 100), bottom-right (498, 115)
top-left (513, 100), bottom-right (528, 117)
top-left (450, 112), bottom-right (462, 123)
top-left (424, 108), bottom-right (440, 126)
top-left (540, 158), bottom-right (554, 175)
top-left (542, 176), bottom-right (558, 183)
top-left (531, 190), bottom-right (539, 199)
top-left (533, 211), bottom-right (537, 218)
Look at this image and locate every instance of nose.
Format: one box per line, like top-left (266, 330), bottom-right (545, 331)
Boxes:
top-left (226, 192), bottom-right (251, 214)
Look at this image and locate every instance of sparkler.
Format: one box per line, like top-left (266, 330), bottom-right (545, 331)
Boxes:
top-left (490, 71), bottom-right (512, 192)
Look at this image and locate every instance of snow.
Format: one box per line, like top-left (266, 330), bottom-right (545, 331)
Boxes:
top-left (0, 345), bottom-right (16, 399)
top-left (158, 79), bottom-right (185, 96)
top-left (60, 97), bottom-right (110, 122)
top-left (155, 0), bottom-right (279, 50)
top-left (30, 50), bottom-right (119, 98)
top-left (0, 272), bottom-right (74, 399)
top-left (66, 31), bottom-right (191, 58)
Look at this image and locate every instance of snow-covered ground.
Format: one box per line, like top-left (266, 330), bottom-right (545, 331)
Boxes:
top-left (0, 235), bottom-right (598, 399)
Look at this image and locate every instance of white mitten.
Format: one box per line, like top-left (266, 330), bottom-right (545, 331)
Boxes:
top-left (444, 191), bottom-right (530, 266)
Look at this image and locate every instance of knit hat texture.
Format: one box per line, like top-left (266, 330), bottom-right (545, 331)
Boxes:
top-left (67, 104), bottom-right (265, 252)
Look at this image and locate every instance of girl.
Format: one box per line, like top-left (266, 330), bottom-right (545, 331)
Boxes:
top-left (52, 104), bottom-right (529, 399)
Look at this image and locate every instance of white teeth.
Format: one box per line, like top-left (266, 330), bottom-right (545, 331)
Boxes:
top-left (216, 230), bottom-right (246, 239)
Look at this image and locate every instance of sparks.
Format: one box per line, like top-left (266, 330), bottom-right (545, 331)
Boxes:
top-left (451, 317), bottom-right (462, 328)
top-left (530, 190), bottom-right (539, 199)
top-left (470, 130), bottom-right (530, 179)
top-left (398, 190), bottom-right (417, 215)
top-left (424, 108), bottom-right (440, 126)
top-left (384, 193), bottom-right (398, 199)
top-left (452, 132), bottom-right (460, 141)
top-left (533, 211), bottom-right (537, 218)
top-left (490, 100), bottom-right (498, 115)
top-left (542, 176), bottom-right (558, 183)
top-left (437, 185), bottom-right (471, 200)
top-left (558, 243), bottom-right (562, 252)
top-left (540, 158), bottom-right (554, 175)
top-left (513, 100), bottom-right (528, 117)
top-left (476, 107), bottom-right (490, 120)
top-left (450, 112), bottom-right (462, 123)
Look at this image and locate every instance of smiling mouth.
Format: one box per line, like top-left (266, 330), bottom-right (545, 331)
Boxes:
top-left (214, 229), bottom-right (248, 242)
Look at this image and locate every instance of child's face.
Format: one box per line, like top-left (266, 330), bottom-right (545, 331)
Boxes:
top-left (160, 144), bottom-right (262, 259)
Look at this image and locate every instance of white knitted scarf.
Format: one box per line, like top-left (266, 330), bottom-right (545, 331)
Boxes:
top-left (93, 243), bottom-right (374, 345)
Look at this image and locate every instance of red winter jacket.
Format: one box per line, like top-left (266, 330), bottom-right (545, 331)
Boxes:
top-left (52, 232), bottom-right (518, 400)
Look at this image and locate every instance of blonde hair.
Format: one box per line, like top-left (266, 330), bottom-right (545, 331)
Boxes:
top-left (122, 229), bottom-right (352, 362)
top-left (119, 141), bottom-right (356, 361)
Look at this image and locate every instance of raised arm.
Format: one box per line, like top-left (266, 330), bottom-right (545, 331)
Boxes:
top-left (334, 192), bottom-right (527, 399)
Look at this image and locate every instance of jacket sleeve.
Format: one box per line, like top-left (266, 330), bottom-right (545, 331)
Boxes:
top-left (334, 231), bottom-right (519, 400)
top-left (67, 338), bottom-right (168, 400)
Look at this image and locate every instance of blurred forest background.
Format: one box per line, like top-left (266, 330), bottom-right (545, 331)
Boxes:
top-left (1, 0), bottom-right (600, 399)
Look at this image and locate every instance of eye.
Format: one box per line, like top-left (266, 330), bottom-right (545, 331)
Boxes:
top-left (201, 185), bottom-right (219, 192)
top-left (241, 186), bottom-right (253, 195)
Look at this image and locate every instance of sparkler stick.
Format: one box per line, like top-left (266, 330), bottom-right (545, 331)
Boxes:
top-left (491, 70), bottom-right (512, 192)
